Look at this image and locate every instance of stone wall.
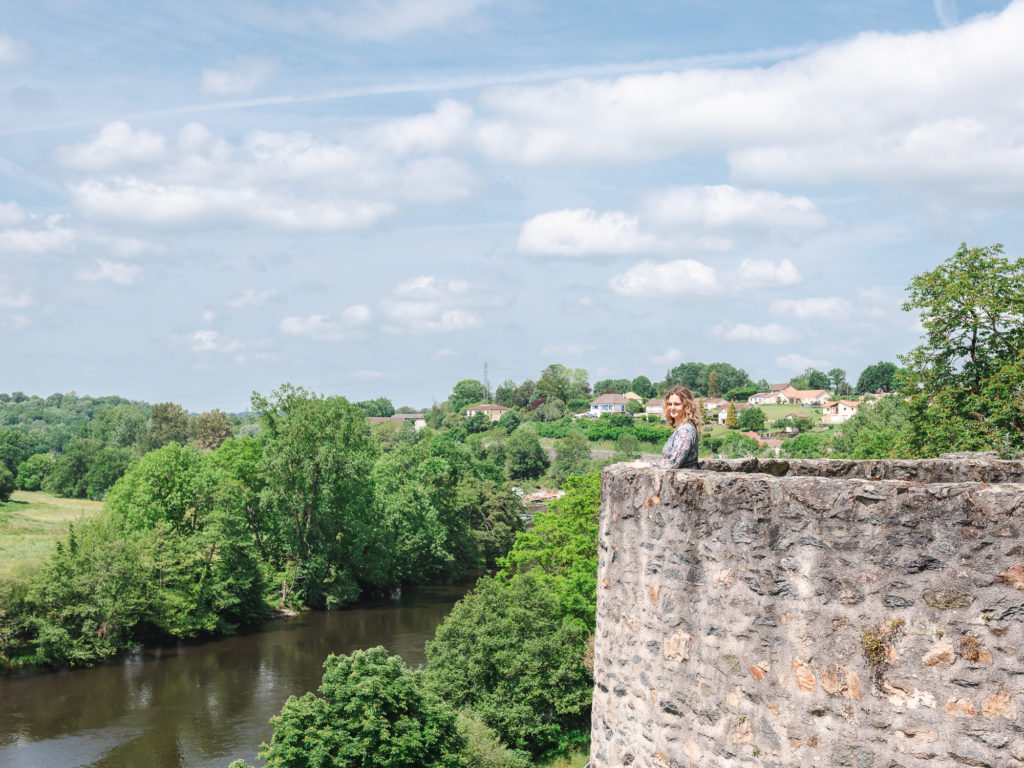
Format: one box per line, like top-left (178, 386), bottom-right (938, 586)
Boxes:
top-left (592, 458), bottom-right (1024, 768)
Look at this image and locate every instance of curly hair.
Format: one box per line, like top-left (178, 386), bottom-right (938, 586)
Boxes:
top-left (662, 385), bottom-right (702, 434)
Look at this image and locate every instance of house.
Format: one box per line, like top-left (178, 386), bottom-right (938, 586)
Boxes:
top-left (717, 402), bottom-right (752, 425)
top-left (623, 391), bottom-right (645, 402)
top-left (702, 397), bottom-right (728, 412)
top-left (822, 400), bottom-right (860, 425)
top-left (465, 404), bottom-right (510, 422)
top-left (769, 382), bottom-right (791, 393)
top-left (778, 388), bottom-right (831, 406)
top-left (741, 430), bottom-right (783, 456)
top-left (747, 391), bottom-right (787, 405)
top-left (591, 393), bottom-right (631, 415)
top-left (645, 399), bottom-right (664, 417)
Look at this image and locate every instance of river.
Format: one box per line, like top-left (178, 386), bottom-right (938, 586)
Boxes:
top-left (0, 584), bottom-right (469, 768)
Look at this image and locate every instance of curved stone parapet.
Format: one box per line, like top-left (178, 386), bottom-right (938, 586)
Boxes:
top-left (592, 458), bottom-right (1024, 767)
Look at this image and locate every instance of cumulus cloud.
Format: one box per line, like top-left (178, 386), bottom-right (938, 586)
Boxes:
top-left (470, 3), bottom-right (1024, 196)
top-left (200, 57), bottom-right (277, 96)
top-left (734, 258), bottom-right (802, 287)
top-left (75, 259), bottom-right (142, 285)
top-left (610, 259), bottom-right (718, 297)
top-left (376, 99), bottom-right (473, 156)
top-left (0, 218), bottom-right (75, 255)
top-left (279, 304), bottom-right (372, 342)
top-left (341, 304), bottom-right (372, 325)
top-left (0, 285), bottom-right (33, 309)
top-left (518, 208), bottom-right (656, 257)
top-left (713, 322), bottom-right (796, 344)
top-left (59, 119), bottom-right (474, 231)
top-left (0, 33), bottom-right (29, 67)
top-left (642, 185), bottom-right (827, 235)
top-left (189, 329), bottom-right (251, 354)
top-left (0, 201), bottom-right (25, 226)
top-left (770, 296), bottom-right (852, 319)
top-left (227, 288), bottom-right (278, 308)
top-left (53, 122), bottom-right (167, 171)
top-left (383, 274), bottom-right (498, 334)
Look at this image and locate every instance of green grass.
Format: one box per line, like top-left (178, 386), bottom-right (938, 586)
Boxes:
top-left (534, 747), bottom-right (589, 768)
top-left (0, 491), bottom-right (104, 580)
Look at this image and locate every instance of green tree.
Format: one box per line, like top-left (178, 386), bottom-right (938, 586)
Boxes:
top-left (0, 464), bottom-right (14, 502)
top-left (105, 443), bottom-right (204, 531)
top-left (450, 380), bottom-right (489, 413)
top-left (707, 369), bottom-right (720, 397)
top-left (0, 430), bottom-right (33, 474)
top-left (549, 429), bottom-right (590, 487)
top-left (831, 397), bottom-right (907, 459)
top-left (629, 376), bottom-right (655, 398)
top-left (148, 402), bottom-right (190, 448)
top-left (357, 397), bottom-right (395, 418)
top-left (736, 407), bottom-right (765, 432)
top-left (719, 431), bottom-right (759, 458)
top-left (780, 432), bottom-right (829, 458)
top-left (93, 404), bottom-right (147, 448)
top-left (537, 364), bottom-right (572, 403)
top-left (828, 368), bottom-right (848, 392)
top-left (806, 369), bottom-right (830, 390)
top-left (856, 361), bottom-right (898, 394)
top-left (899, 243), bottom-right (1024, 456)
top-left (189, 409), bottom-right (233, 451)
top-left (16, 452), bottom-right (55, 491)
top-left (725, 402), bottom-right (738, 428)
top-left (237, 647), bottom-right (464, 768)
top-left (505, 425), bottom-right (548, 480)
top-left (253, 385), bottom-right (379, 608)
top-left (497, 409), bottom-right (521, 434)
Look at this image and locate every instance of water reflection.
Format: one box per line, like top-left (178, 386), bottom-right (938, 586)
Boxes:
top-left (0, 584), bottom-right (469, 768)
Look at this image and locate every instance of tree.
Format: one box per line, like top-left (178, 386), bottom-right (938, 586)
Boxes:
top-left (450, 380), bottom-right (489, 413)
top-left (665, 361), bottom-right (750, 397)
top-left (356, 397), bottom-right (395, 418)
top-left (537, 364), bottom-right (572, 403)
top-left (706, 369), bottom-right (720, 398)
top-left (736, 407), bottom-right (765, 432)
top-left (16, 452), bottom-right (55, 491)
top-left (593, 378), bottom-right (629, 395)
top-left (234, 647), bottom-right (464, 768)
top-left (899, 243), bottom-right (1024, 456)
top-left (505, 425), bottom-right (548, 480)
top-left (629, 376), bottom-right (655, 399)
top-left (780, 432), bottom-right (829, 458)
top-left (0, 464), bottom-right (14, 502)
top-left (549, 429), bottom-right (590, 486)
top-left (856, 361), bottom-right (898, 394)
top-left (828, 368), bottom-right (848, 392)
top-left (806, 369), bottom-right (830, 390)
top-left (0, 430), bottom-right (33, 474)
top-left (148, 402), bottom-right (190, 448)
top-left (725, 402), bottom-right (738, 428)
top-left (93, 404), bottom-right (147, 448)
top-left (189, 409), bottom-right (233, 451)
top-left (719, 431), bottom-right (759, 458)
top-left (497, 409), bottom-right (521, 434)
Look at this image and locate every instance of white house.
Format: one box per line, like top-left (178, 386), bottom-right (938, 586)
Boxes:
top-left (747, 392), bottom-right (787, 405)
top-left (645, 399), bottom-right (664, 417)
top-left (822, 400), bottom-right (860, 425)
top-left (590, 393), bottom-right (630, 415)
top-left (702, 397), bottom-right (728, 412)
top-left (779, 388), bottom-right (831, 406)
top-left (465, 404), bottom-right (510, 422)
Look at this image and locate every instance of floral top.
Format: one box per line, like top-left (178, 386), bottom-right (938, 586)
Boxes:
top-left (651, 421), bottom-right (698, 469)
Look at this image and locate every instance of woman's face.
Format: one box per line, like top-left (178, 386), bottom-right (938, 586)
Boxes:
top-left (666, 394), bottom-right (685, 422)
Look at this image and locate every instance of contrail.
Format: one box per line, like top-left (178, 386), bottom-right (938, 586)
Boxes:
top-left (0, 155), bottom-right (65, 196)
top-left (0, 42), bottom-right (819, 138)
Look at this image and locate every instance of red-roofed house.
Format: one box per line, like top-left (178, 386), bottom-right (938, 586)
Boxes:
top-left (466, 404), bottom-right (510, 422)
top-left (591, 393), bottom-right (631, 415)
top-left (822, 400), bottom-right (860, 425)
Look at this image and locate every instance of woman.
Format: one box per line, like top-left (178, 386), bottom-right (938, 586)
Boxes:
top-left (650, 385), bottom-right (701, 468)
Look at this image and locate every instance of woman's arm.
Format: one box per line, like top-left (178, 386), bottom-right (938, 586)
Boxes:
top-left (651, 422), bottom-right (696, 468)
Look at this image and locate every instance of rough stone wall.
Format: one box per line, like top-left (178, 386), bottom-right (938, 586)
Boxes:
top-left (592, 458), bottom-right (1024, 768)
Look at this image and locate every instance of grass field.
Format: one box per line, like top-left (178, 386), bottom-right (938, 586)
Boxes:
top-left (0, 491), bottom-right (104, 580)
top-left (535, 747), bottom-right (589, 768)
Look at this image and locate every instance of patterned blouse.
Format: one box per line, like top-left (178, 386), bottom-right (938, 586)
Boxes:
top-left (651, 421), bottom-right (699, 469)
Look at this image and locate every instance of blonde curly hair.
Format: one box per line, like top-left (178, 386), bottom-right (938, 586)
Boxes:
top-left (662, 385), bottom-right (702, 434)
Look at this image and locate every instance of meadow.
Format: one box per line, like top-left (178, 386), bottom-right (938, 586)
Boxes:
top-left (0, 491), bottom-right (103, 580)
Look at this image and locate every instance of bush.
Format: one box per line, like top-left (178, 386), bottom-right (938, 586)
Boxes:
top-left (0, 463), bottom-right (14, 502)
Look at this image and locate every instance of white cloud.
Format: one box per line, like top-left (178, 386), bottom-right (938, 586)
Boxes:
top-left (642, 185), bottom-right (826, 236)
top-left (75, 259), bottom-right (142, 285)
top-left (0, 286), bottom-right (33, 309)
top-left (770, 296), bottom-right (852, 319)
top-left (377, 99), bottom-right (473, 156)
top-left (53, 122), bottom-right (167, 171)
top-left (776, 353), bottom-right (829, 371)
top-left (519, 208), bottom-right (656, 256)
top-left (541, 342), bottom-right (594, 357)
top-left (189, 329), bottom-right (248, 353)
top-left (201, 310), bottom-right (216, 323)
top-left (934, 0), bottom-right (960, 28)
top-left (200, 57), bottom-right (277, 96)
top-left (470, 3), bottom-right (1024, 196)
top-left (307, 0), bottom-right (494, 41)
top-left (0, 222), bottom-right (75, 255)
top-left (610, 259), bottom-right (718, 297)
top-left (714, 322), bottom-right (796, 344)
top-left (227, 288), bottom-right (278, 308)
top-left (650, 348), bottom-right (682, 366)
top-left (341, 304), bottom-right (372, 325)
top-left (383, 274), bottom-right (496, 334)
top-left (0, 33), bottom-right (29, 67)
top-left (735, 258), bottom-right (802, 287)
top-left (0, 201), bottom-right (26, 226)
top-left (280, 314), bottom-right (350, 342)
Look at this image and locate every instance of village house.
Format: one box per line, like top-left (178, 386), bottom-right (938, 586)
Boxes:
top-left (769, 382), bottom-right (791, 393)
top-left (822, 400), bottom-right (860, 425)
top-left (591, 393), bottom-right (631, 415)
top-left (778, 387), bottom-right (831, 406)
top-left (465, 404), bottom-right (509, 422)
top-left (717, 402), bottom-right (753, 425)
top-left (367, 413), bottom-right (428, 430)
top-left (747, 391), bottom-right (787, 405)
top-left (645, 398), bottom-right (663, 417)
top-left (702, 397), bottom-right (728, 412)
top-left (623, 391), bottom-right (645, 402)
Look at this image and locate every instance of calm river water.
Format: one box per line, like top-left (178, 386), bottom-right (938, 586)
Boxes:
top-left (0, 584), bottom-right (469, 768)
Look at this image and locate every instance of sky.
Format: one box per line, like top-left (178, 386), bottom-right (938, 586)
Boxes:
top-left (1, 0), bottom-right (1022, 412)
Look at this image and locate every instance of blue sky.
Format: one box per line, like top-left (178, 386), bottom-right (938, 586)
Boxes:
top-left (1, 0), bottom-right (1021, 411)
